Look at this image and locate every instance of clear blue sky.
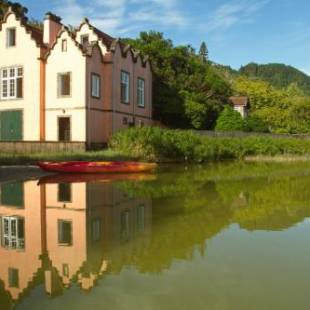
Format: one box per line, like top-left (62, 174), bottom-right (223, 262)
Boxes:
top-left (21, 0), bottom-right (310, 74)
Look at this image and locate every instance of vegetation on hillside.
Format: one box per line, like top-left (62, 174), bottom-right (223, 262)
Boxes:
top-left (240, 62), bottom-right (310, 95)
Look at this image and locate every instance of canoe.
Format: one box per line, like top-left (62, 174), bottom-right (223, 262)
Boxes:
top-left (38, 173), bottom-right (156, 184)
top-left (37, 161), bottom-right (157, 174)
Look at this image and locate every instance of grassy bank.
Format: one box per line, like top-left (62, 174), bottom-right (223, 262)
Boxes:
top-left (0, 149), bottom-right (131, 165)
top-left (2, 127), bottom-right (310, 165)
top-left (109, 127), bottom-right (310, 163)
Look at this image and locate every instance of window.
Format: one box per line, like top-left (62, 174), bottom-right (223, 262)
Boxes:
top-left (0, 67), bottom-right (23, 100)
top-left (122, 117), bottom-right (128, 125)
top-left (58, 183), bottom-right (71, 202)
top-left (58, 220), bottom-right (72, 246)
top-left (0, 182), bottom-right (24, 208)
top-left (91, 73), bottom-right (100, 98)
top-left (121, 71), bottom-right (130, 104)
top-left (62, 264), bottom-right (69, 277)
top-left (137, 78), bottom-right (145, 107)
top-left (58, 72), bottom-right (71, 97)
top-left (8, 268), bottom-right (19, 288)
top-left (120, 210), bottom-right (130, 242)
top-left (91, 218), bottom-right (102, 242)
top-left (61, 39), bottom-right (67, 52)
top-left (6, 28), bottom-right (16, 47)
top-left (81, 35), bottom-right (89, 46)
top-left (1, 216), bottom-right (25, 250)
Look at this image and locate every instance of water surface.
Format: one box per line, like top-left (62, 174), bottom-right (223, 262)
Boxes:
top-left (1, 162), bottom-right (310, 309)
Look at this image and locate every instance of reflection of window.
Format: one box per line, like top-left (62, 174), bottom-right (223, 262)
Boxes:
top-left (137, 205), bottom-right (145, 232)
top-left (1, 216), bottom-right (25, 250)
top-left (58, 183), bottom-right (71, 202)
top-left (91, 218), bottom-right (102, 242)
top-left (0, 182), bottom-right (24, 207)
top-left (120, 210), bottom-right (130, 242)
top-left (58, 220), bottom-right (72, 246)
top-left (8, 268), bottom-right (19, 288)
top-left (62, 264), bottom-right (69, 277)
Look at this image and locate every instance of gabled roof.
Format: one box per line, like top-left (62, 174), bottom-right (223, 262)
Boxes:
top-left (77, 18), bottom-right (114, 49)
top-left (229, 96), bottom-right (249, 107)
top-left (0, 6), bottom-right (45, 48)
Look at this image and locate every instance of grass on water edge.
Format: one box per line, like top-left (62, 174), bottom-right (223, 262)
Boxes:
top-left (0, 149), bottom-right (133, 166)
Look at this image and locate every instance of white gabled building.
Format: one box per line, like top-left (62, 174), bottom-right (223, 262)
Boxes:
top-left (0, 7), bottom-right (153, 146)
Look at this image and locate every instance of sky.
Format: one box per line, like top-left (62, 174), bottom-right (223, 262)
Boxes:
top-left (20, 0), bottom-right (310, 75)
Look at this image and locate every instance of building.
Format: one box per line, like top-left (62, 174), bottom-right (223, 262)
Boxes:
top-left (0, 7), bottom-right (153, 147)
top-left (229, 96), bottom-right (249, 118)
top-left (0, 178), bottom-right (152, 302)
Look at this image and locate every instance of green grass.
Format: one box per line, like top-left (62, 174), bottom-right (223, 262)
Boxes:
top-left (0, 149), bottom-right (132, 165)
top-left (110, 127), bottom-right (310, 163)
top-left (3, 127), bottom-right (310, 165)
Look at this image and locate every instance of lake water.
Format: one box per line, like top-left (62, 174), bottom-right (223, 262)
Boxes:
top-left (1, 162), bottom-right (310, 309)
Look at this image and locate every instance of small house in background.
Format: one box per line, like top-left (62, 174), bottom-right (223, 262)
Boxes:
top-left (229, 96), bottom-right (249, 118)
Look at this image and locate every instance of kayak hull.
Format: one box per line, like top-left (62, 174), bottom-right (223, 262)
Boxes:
top-left (38, 161), bottom-right (157, 174)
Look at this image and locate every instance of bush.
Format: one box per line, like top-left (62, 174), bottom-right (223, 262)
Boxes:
top-left (110, 127), bottom-right (310, 163)
top-left (215, 106), bottom-right (245, 131)
top-left (244, 115), bottom-right (269, 133)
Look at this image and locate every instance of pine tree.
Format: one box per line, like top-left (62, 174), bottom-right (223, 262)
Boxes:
top-left (199, 41), bottom-right (208, 63)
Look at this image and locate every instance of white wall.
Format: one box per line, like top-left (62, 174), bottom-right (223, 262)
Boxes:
top-left (0, 13), bottom-right (41, 140)
top-left (45, 31), bottom-right (87, 142)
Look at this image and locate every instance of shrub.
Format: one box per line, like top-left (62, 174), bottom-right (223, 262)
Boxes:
top-left (244, 115), bottom-right (269, 133)
top-left (110, 127), bottom-right (310, 163)
top-left (215, 106), bottom-right (245, 131)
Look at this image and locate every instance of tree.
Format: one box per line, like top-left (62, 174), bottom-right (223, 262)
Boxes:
top-left (199, 42), bottom-right (208, 64)
top-left (123, 31), bottom-right (231, 129)
top-left (215, 106), bottom-right (245, 131)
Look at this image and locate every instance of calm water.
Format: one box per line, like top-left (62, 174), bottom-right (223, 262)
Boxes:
top-left (1, 162), bottom-right (310, 309)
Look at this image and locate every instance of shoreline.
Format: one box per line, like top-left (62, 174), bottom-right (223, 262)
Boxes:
top-left (1, 155), bottom-right (310, 183)
top-left (0, 166), bottom-right (52, 183)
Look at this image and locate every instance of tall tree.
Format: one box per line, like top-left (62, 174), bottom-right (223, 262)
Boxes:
top-left (199, 42), bottom-right (208, 64)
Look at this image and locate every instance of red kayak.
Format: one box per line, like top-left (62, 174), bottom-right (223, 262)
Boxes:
top-left (38, 161), bottom-right (157, 174)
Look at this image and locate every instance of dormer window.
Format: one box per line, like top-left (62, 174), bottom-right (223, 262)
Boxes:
top-left (6, 28), bottom-right (16, 47)
top-left (61, 39), bottom-right (67, 52)
top-left (81, 35), bottom-right (89, 46)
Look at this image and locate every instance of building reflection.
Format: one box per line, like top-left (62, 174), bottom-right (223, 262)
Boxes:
top-left (0, 178), bottom-right (152, 304)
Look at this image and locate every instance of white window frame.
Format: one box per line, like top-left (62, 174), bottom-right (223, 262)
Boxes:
top-left (0, 66), bottom-right (23, 100)
top-left (6, 28), bottom-right (16, 48)
top-left (61, 39), bottom-right (67, 52)
top-left (137, 78), bottom-right (145, 107)
top-left (91, 73), bottom-right (101, 98)
top-left (1, 216), bottom-right (25, 250)
top-left (121, 71), bottom-right (130, 104)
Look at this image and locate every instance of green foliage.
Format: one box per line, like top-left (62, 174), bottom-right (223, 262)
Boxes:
top-left (244, 115), bottom-right (269, 133)
top-left (110, 127), bottom-right (310, 163)
top-left (240, 62), bottom-right (310, 96)
top-left (122, 31), bottom-right (231, 129)
top-left (215, 106), bottom-right (245, 131)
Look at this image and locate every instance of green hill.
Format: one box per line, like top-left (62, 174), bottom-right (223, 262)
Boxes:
top-left (239, 63), bottom-right (310, 95)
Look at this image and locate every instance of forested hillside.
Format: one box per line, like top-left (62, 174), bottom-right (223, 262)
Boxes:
top-left (239, 63), bottom-right (310, 95)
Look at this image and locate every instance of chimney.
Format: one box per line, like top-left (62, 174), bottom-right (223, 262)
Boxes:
top-left (43, 12), bottom-right (62, 47)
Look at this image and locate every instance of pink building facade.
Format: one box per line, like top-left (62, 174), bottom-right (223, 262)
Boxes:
top-left (0, 7), bottom-right (153, 145)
